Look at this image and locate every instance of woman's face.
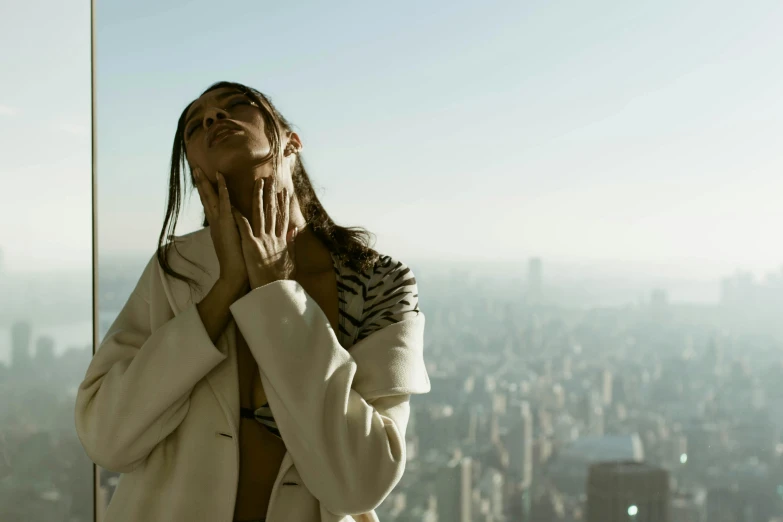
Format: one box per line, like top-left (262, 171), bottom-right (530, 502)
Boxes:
top-left (183, 87), bottom-right (280, 182)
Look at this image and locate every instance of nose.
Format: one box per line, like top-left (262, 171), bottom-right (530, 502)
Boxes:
top-left (202, 107), bottom-right (228, 129)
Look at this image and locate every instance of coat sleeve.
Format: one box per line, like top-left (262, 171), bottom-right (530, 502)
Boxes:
top-left (73, 254), bottom-right (227, 473)
top-left (229, 256), bottom-right (429, 516)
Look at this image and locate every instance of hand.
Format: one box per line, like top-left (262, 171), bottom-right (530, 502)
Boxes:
top-left (193, 168), bottom-right (249, 293)
top-left (231, 175), bottom-right (298, 290)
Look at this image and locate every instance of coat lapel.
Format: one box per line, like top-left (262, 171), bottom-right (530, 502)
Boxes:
top-left (161, 227), bottom-right (241, 437)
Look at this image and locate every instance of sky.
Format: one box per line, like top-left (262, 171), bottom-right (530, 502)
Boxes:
top-left (1, 0), bottom-right (782, 281)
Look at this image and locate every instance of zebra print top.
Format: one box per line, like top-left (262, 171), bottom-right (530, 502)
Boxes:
top-left (242, 251), bottom-right (420, 438)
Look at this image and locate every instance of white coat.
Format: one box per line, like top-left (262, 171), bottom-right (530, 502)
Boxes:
top-left (74, 227), bottom-right (430, 521)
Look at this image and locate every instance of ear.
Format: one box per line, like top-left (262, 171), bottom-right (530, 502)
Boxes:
top-left (286, 131), bottom-right (303, 153)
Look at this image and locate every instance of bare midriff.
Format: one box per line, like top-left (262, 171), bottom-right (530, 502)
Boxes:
top-left (232, 330), bottom-right (286, 522)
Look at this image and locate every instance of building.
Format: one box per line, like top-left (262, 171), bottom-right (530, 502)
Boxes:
top-left (504, 401), bottom-right (533, 487)
top-left (436, 455), bottom-right (473, 522)
top-left (549, 434), bottom-right (644, 496)
top-left (669, 489), bottom-right (706, 522)
top-left (599, 368), bottom-right (613, 406)
top-left (11, 320), bottom-right (33, 373)
top-left (586, 461), bottom-right (669, 522)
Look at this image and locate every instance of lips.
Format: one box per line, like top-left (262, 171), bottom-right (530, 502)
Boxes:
top-left (207, 122), bottom-right (242, 147)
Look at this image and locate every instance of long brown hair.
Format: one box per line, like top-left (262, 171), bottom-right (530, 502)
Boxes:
top-left (156, 81), bottom-right (379, 293)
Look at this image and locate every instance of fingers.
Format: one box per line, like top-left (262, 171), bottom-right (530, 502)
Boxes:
top-left (263, 176), bottom-right (275, 235)
top-left (252, 177), bottom-right (262, 237)
top-left (232, 207), bottom-right (253, 239)
top-left (216, 172), bottom-right (232, 221)
top-left (193, 170), bottom-right (209, 222)
top-left (286, 224), bottom-right (299, 245)
top-left (277, 188), bottom-right (290, 238)
top-left (193, 168), bottom-right (218, 224)
top-left (213, 174), bottom-right (289, 241)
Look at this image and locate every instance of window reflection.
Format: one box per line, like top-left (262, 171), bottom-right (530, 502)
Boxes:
top-left (0, 0), bottom-right (92, 518)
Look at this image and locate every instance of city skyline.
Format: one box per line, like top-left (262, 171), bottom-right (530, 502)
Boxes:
top-left (3, 250), bottom-right (781, 520)
top-left (2, 252), bottom-right (782, 369)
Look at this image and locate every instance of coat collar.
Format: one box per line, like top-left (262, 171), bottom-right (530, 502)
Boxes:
top-left (162, 226), bottom-right (221, 316)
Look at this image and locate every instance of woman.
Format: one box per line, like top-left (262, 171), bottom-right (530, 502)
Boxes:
top-left (74, 81), bottom-right (430, 522)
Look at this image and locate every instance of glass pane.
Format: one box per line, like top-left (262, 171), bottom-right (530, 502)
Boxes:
top-left (0, 0), bottom-right (93, 521)
top-left (91, 1), bottom-right (783, 521)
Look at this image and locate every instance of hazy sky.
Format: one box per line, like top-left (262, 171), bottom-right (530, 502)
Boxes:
top-left (2, 0), bottom-right (782, 280)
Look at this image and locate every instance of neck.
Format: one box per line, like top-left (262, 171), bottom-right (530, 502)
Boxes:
top-left (222, 169), bottom-right (331, 276)
top-left (291, 227), bottom-right (335, 276)
top-left (222, 167), bottom-right (306, 230)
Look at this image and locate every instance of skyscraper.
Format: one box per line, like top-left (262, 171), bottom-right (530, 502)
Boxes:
top-left (599, 368), bottom-right (613, 406)
top-left (579, 392), bottom-right (605, 437)
top-left (436, 456), bottom-right (473, 522)
top-left (503, 401), bottom-right (533, 521)
top-left (586, 461), bottom-right (670, 522)
top-left (11, 321), bottom-right (33, 373)
top-left (505, 401), bottom-right (533, 488)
